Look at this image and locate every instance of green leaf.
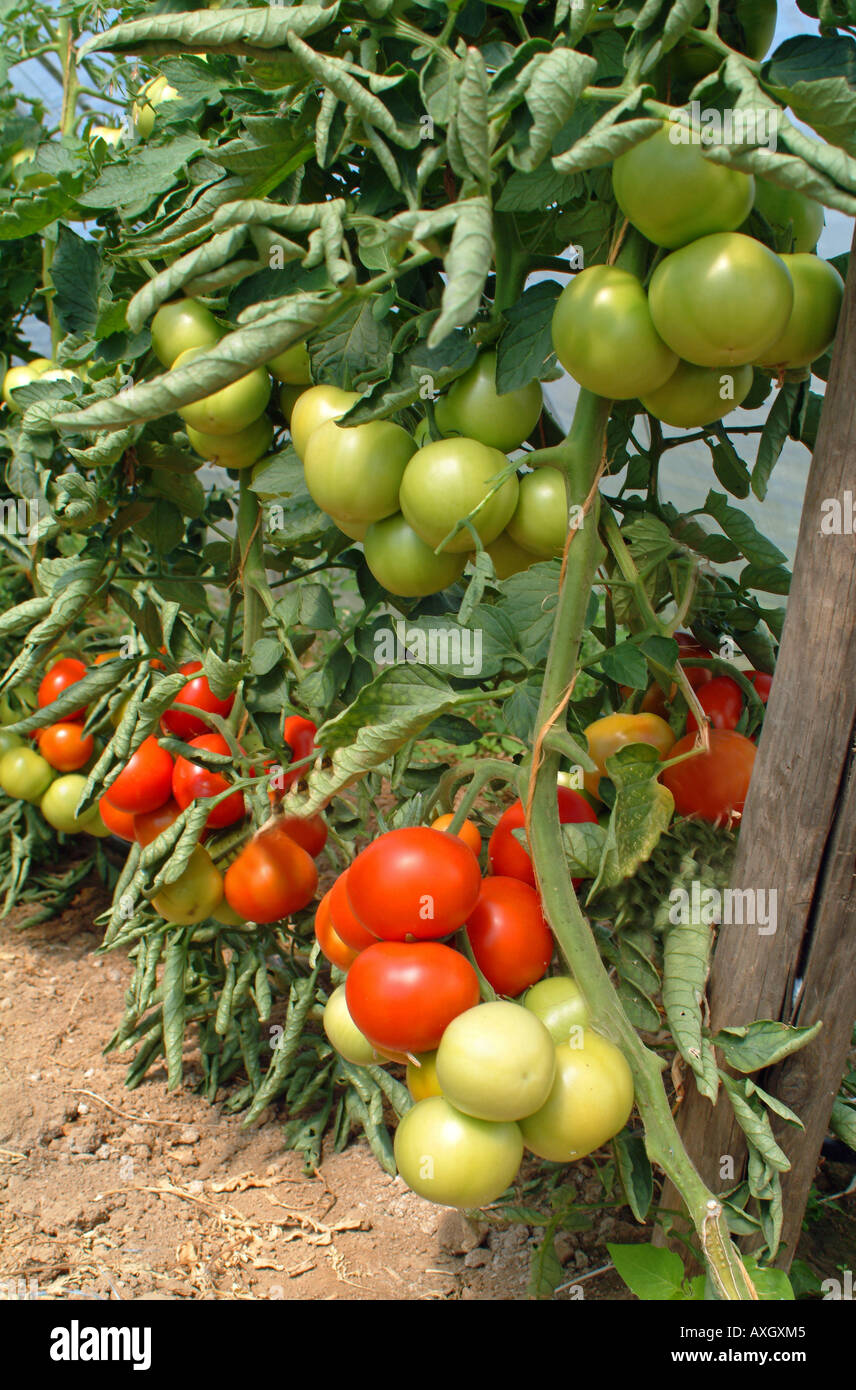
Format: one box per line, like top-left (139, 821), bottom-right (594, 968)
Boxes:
top-left (830, 1097), bottom-right (856, 1149)
top-left (127, 226), bottom-right (248, 333)
top-left (607, 1243), bottom-right (689, 1301)
top-left (80, 5), bottom-right (339, 59)
top-left (597, 640), bottom-right (648, 690)
top-left (753, 382), bottom-right (802, 501)
top-left (721, 1074), bottom-right (792, 1173)
top-left (162, 930), bottom-right (189, 1092)
top-left (703, 490), bottom-right (788, 567)
top-left (343, 330), bottom-right (477, 424)
top-left (561, 821), bottom-right (608, 879)
top-left (715, 1020), bottom-right (823, 1074)
top-left (496, 281), bottom-right (561, 393)
top-left (311, 299), bottom-right (395, 393)
top-left (495, 164), bottom-right (583, 212)
top-left (77, 137), bottom-right (204, 217)
top-left (428, 198), bottom-right (494, 348)
top-left (51, 226), bottom-right (103, 337)
top-left (763, 34), bottom-right (856, 155)
top-left (663, 916), bottom-right (719, 1102)
top-left (552, 107), bottom-right (661, 176)
top-left (448, 48), bottom-right (491, 189)
top-left (710, 439), bottom-right (751, 500)
top-left (590, 744), bottom-right (675, 896)
top-left (743, 1255), bottom-right (795, 1302)
top-left (613, 1130), bottom-right (654, 1222)
top-left (511, 48), bottom-right (597, 172)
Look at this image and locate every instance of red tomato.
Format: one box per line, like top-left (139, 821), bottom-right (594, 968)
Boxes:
top-left (160, 660), bottom-right (235, 741)
top-left (38, 722), bottom-right (94, 772)
top-left (465, 877), bottom-right (554, 997)
top-left (276, 812), bottom-right (328, 858)
top-left (345, 941), bottom-right (480, 1054)
top-left (430, 812), bottom-right (482, 857)
top-left (329, 871), bottom-right (378, 951)
top-left (133, 797), bottom-right (183, 847)
top-left (37, 658), bottom-right (87, 719)
top-left (346, 827), bottom-right (482, 942)
top-left (488, 787), bottom-right (598, 887)
top-left (172, 732), bottom-right (245, 829)
top-left (280, 715), bottom-right (318, 790)
top-left (224, 822), bottom-right (318, 923)
top-left (748, 671), bottom-right (773, 704)
top-left (660, 729), bottom-right (756, 822)
top-left (315, 890), bottom-right (359, 972)
top-left (108, 736), bottom-right (174, 814)
top-left (98, 795), bottom-right (137, 841)
top-left (686, 675), bottom-right (743, 734)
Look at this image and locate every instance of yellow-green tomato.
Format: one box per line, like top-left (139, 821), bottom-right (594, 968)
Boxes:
top-left (151, 299), bottom-right (221, 367)
top-left (648, 232), bottom-right (794, 368)
top-left (756, 254), bottom-right (844, 369)
top-left (330, 515), bottom-right (369, 541)
top-left (174, 347), bottom-right (271, 437)
top-left (435, 1000), bottom-right (556, 1122)
top-left (279, 383), bottom-right (306, 424)
top-left (0, 747), bottom-right (54, 801)
top-left (752, 179), bottom-right (824, 254)
top-left (323, 985), bottom-right (379, 1066)
top-left (304, 418), bottom-right (415, 525)
top-left (399, 437), bottom-right (518, 554)
top-left (394, 1096), bottom-right (523, 1209)
top-left (612, 123), bottom-right (754, 250)
top-left (2, 359), bottom-right (52, 411)
top-left (364, 513), bottom-right (467, 597)
top-left (152, 845), bottom-right (224, 925)
top-left (0, 729), bottom-right (22, 759)
top-left (40, 775), bottom-right (100, 835)
top-left (268, 341), bottom-right (312, 385)
top-left (523, 976), bottom-right (590, 1044)
top-left (134, 74), bottom-right (179, 139)
top-left (640, 360), bottom-right (753, 428)
top-left (186, 414), bottom-right (273, 469)
top-left (519, 1031), bottom-right (634, 1162)
top-left (290, 384), bottom-right (359, 460)
top-left (434, 351), bottom-right (543, 453)
top-left (406, 1050), bottom-right (442, 1102)
top-left (551, 266), bottom-right (678, 399)
top-left (485, 531), bottom-right (536, 580)
top-left (505, 467), bottom-right (567, 558)
top-left (211, 899), bottom-right (245, 927)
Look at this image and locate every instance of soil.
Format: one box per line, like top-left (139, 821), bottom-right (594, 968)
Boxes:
top-left (0, 884), bottom-right (853, 1303)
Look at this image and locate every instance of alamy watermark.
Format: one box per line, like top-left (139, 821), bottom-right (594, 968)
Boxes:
top-left (374, 619), bottom-right (483, 678)
top-left (0, 498), bottom-right (40, 543)
top-left (669, 101), bottom-right (778, 152)
top-left (669, 881), bottom-right (777, 936)
top-left (820, 490), bottom-right (856, 535)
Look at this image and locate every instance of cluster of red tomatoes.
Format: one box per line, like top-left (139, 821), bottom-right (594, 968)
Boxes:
top-left (552, 124), bottom-right (843, 426)
top-left (316, 810), bottom-right (634, 1208)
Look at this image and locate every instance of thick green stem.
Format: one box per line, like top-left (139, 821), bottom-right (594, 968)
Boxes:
top-left (524, 388), bottom-right (757, 1301)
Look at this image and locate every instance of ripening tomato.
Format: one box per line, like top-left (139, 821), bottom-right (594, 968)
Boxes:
top-left (488, 787), bottom-right (598, 887)
top-left (747, 670), bottom-right (773, 704)
top-left (519, 1030), bottom-right (634, 1162)
top-left (436, 1001), bottom-right (556, 1122)
top-left (274, 714), bottom-right (317, 793)
top-left (485, 530), bottom-right (536, 580)
top-left (161, 660), bottom-right (235, 741)
top-left (133, 797), bottom-right (183, 847)
top-left (465, 878), bottom-right (554, 998)
top-left (314, 890), bottom-right (359, 972)
top-left (0, 746), bottom-right (53, 801)
top-left (98, 795), bottom-right (137, 841)
top-left (584, 713), bottom-right (676, 799)
top-left (38, 722), bottom-right (94, 772)
top-left (346, 827), bottom-right (482, 942)
top-left (551, 265), bottom-right (678, 400)
top-left (40, 775), bottom-right (102, 835)
top-left (394, 1097), bottom-right (523, 1209)
top-left (152, 845), bottom-right (224, 925)
top-left (686, 675), bottom-right (743, 734)
top-left (406, 1050), bottom-right (442, 1102)
top-left (328, 871), bottom-right (379, 952)
top-left (172, 733), bottom-right (245, 829)
top-left (150, 298), bottom-right (221, 368)
top-left (37, 658), bottom-right (87, 718)
top-left (660, 729), bottom-right (756, 822)
top-left (399, 437), bottom-right (519, 554)
top-left (224, 822), bottom-right (317, 922)
top-left (434, 351), bottom-right (542, 454)
top-left (430, 812), bottom-right (482, 857)
top-left (107, 736), bottom-right (174, 815)
top-left (345, 941), bottom-right (480, 1054)
top-left (523, 976), bottom-right (590, 1044)
top-left (364, 513), bottom-right (467, 597)
top-left (276, 812), bottom-right (328, 858)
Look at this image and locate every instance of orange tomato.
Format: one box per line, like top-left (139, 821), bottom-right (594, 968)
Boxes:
top-left (430, 812), bottom-right (482, 857)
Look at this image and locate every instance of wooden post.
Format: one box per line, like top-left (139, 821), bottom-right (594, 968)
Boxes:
top-left (659, 228), bottom-right (856, 1268)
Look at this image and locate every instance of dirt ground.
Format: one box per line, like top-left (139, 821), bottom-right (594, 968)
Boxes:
top-left (0, 885), bottom-right (853, 1302)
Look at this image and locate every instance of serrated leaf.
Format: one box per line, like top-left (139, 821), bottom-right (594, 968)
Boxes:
top-left (590, 744), bottom-right (674, 896)
top-left (448, 48), bottom-right (491, 189)
top-left (721, 1074), bottom-right (792, 1173)
top-left (496, 281), bottom-right (561, 392)
top-left (561, 820), bottom-right (607, 879)
top-left (80, 5), bottom-right (339, 60)
top-left (51, 226), bottom-right (103, 337)
top-left (428, 198), bottom-right (493, 348)
top-left (343, 330), bottom-right (477, 424)
top-left (511, 48), bottom-right (597, 172)
top-left (663, 916), bottom-right (718, 1102)
top-left (753, 382), bottom-right (802, 501)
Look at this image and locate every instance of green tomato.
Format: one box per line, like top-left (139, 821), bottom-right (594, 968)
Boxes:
top-left (323, 985), bottom-right (383, 1066)
top-left (519, 1030), bottom-right (634, 1162)
top-left (485, 531), bottom-right (536, 580)
top-left (435, 1001), bottom-right (556, 1122)
top-left (0, 730), bottom-right (22, 758)
top-left (278, 383), bottom-right (306, 425)
top-left (612, 123), bottom-right (754, 250)
top-left (364, 513), bottom-right (467, 597)
top-left (434, 351), bottom-right (542, 453)
top-left (523, 976), bottom-right (590, 1044)
top-left (551, 266), bottom-right (678, 399)
top-left (151, 299), bottom-right (222, 368)
top-left (394, 1096), bottom-right (523, 1209)
top-left (756, 254), bottom-right (844, 369)
top-left (290, 384), bottom-right (359, 461)
top-left (505, 468), bottom-right (567, 559)
top-left (134, 74), bottom-right (179, 140)
top-left (640, 360), bottom-right (753, 428)
top-left (152, 845), bottom-right (224, 925)
top-left (186, 414), bottom-right (273, 469)
top-left (0, 747), bottom-right (54, 802)
top-left (399, 437), bottom-right (519, 554)
top-left (41, 775), bottom-right (101, 835)
top-left (751, 179), bottom-right (825, 254)
top-left (330, 515), bottom-right (369, 541)
top-left (267, 341), bottom-right (312, 386)
top-left (648, 232), bottom-right (794, 368)
top-left (2, 359), bottom-right (52, 411)
top-left (174, 347), bottom-right (272, 436)
top-left (304, 418), bottom-right (415, 525)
